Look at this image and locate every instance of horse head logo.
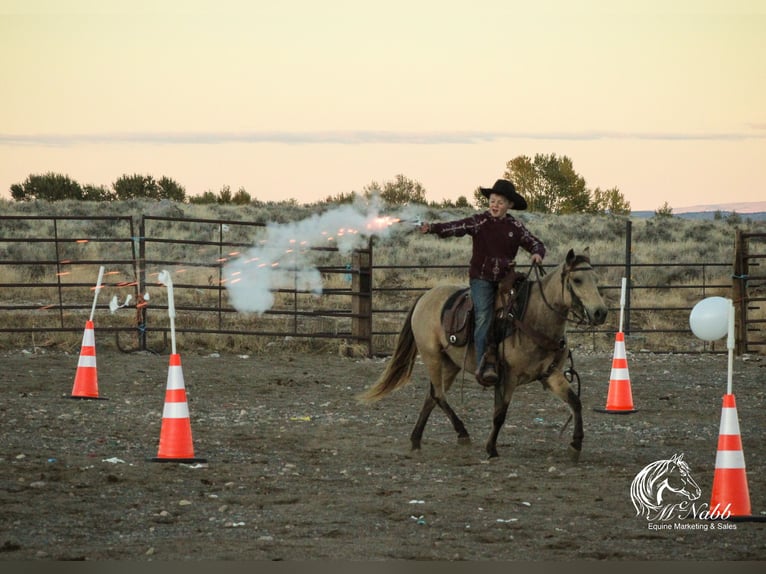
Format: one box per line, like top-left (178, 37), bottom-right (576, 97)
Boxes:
top-left (630, 453), bottom-right (702, 521)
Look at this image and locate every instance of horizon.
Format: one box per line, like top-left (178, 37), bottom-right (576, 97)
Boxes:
top-left (1, 0), bottom-right (764, 212)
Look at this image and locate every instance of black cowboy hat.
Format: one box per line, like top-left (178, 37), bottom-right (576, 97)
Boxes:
top-left (480, 179), bottom-right (527, 210)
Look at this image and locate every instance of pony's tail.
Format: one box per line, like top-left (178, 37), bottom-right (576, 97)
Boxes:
top-left (357, 295), bottom-right (422, 403)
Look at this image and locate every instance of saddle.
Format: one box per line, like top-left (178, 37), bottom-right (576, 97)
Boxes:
top-left (441, 288), bottom-right (473, 347)
top-left (440, 271), bottom-right (530, 348)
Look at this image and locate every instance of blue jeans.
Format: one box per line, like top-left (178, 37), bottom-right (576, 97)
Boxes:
top-left (470, 278), bottom-right (497, 367)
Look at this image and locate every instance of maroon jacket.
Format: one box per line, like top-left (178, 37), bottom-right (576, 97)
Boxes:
top-left (428, 212), bottom-right (546, 281)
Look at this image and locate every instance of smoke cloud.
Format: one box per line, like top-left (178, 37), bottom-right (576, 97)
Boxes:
top-left (223, 198), bottom-right (424, 314)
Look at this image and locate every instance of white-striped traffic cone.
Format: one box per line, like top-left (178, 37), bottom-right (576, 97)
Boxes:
top-left (150, 353), bottom-right (206, 463)
top-left (710, 394), bottom-right (751, 518)
top-left (594, 331), bottom-right (637, 413)
top-left (69, 320), bottom-right (107, 400)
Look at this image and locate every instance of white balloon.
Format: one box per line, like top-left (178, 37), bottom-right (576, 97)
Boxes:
top-left (689, 296), bottom-right (730, 341)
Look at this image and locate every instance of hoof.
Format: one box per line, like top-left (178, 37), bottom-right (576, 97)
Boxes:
top-left (568, 445), bottom-right (581, 463)
top-left (457, 435), bottom-right (471, 446)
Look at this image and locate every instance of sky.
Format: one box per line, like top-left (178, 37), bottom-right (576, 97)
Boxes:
top-left (1, 0), bottom-right (764, 212)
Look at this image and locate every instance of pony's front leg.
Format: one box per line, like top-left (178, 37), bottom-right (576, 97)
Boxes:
top-left (544, 371), bottom-right (583, 462)
top-left (485, 383), bottom-right (512, 458)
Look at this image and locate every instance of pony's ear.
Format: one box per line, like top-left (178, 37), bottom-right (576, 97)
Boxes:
top-left (566, 248), bottom-right (575, 265)
top-left (583, 246), bottom-right (590, 257)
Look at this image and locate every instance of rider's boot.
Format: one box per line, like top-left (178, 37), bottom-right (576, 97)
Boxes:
top-left (475, 346), bottom-right (499, 387)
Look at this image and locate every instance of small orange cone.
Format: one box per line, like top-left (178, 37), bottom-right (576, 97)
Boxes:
top-left (710, 394), bottom-right (751, 518)
top-left (594, 331), bottom-right (637, 414)
top-left (69, 320), bottom-right (107, 400)
top-left (150, 353), bottom-right (206, 463)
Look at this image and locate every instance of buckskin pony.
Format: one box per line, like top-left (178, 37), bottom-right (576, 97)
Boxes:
top-left (358, 248), bottom-right (608, 460)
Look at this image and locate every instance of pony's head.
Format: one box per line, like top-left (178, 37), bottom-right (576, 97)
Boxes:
top-left (559, 248), bottom-right (608, 326)
top-left (631, 453), bottom-right (702, 519)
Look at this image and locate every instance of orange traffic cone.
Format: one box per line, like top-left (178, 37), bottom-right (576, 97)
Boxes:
top-left (150, 353), bottom-right (206, 463)
top-left (710, 394), bottom-right (751, 518)
top-left (69, 320), bottom-right (107, 400)
top-left (594, 331), bottom-right (637, 414)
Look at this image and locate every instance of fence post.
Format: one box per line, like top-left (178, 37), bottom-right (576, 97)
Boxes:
top-left (732, 229), bottom-right (747, 355)
top-left (138, 217), bottom-right (148, 352)
top-left (624, 219), bottom-right (632, 335)
top-left (352, 242), bottom-right (373, 356)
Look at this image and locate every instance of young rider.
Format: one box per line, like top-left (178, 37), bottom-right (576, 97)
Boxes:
top-left (419, 179), bottom-right (545, 386)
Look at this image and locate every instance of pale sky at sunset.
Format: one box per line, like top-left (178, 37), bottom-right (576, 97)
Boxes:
top-left (1, 0), bottom-right (764, 211)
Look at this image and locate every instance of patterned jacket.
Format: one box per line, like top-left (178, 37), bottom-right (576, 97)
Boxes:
top-left (428, 211), bottom-right (546, 282)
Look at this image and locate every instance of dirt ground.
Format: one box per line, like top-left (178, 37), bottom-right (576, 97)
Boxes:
top-left (0, 344), bottom-right (765, 561)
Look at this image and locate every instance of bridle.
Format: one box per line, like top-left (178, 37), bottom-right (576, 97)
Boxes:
top-left (530, 258), bottom-right (594, 327)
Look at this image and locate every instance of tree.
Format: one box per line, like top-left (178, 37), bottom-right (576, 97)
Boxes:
top-left (189, 191), bottom-right (218, 204)
top-left (454, 195), bottom-right (470, 208)
top-left (654, 201), bottom-right (674, 218)
top-left (232, 187), bottom-right (251, 205)
top-left (503, 153), bottom-right (589, 213)
top-left (112, 174), bottom-right (186, 201)
top-left (82, 184), bottom-right (115, 201)
top-left (363, 174), bottom-right (427, 206)
top-left (472, 186), bottom-right (488, 208)
top-left (157, 176), bottom-right (186, 202)
top-left (501, 154), bottom-right (630, 215)
top-left (10, 172), bottom-right (84, 201)
top-left (589, 187), bottom-right (631, 215)
top-left (113, 174), bottom-right (157, 200)
top-left (217, 185), bottom-right (233, 204)
top-left (324, 191), bottom-right (359, 204)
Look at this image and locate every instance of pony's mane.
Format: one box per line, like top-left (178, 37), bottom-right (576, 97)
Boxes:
top-left (570, 254), bottom-right (591, 267)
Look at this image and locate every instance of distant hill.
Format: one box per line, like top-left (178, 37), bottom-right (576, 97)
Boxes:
top-left (673, 201), bottom-right (766, 214)
top-left (633, 201), bottom-right (766, 221)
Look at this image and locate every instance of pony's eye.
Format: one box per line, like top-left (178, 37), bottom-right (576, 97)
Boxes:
top-left (572, 277), bottom-right (582, 286)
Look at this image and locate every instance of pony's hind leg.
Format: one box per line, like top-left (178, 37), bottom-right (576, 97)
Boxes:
top-left (410, 357), bottom-right (469, 450)
top-left (411, 382), bottom-right (471, 450)
top-left (436, 361), bottom-right (470, 444)
top-left (410, 387), bottom-right (437, 450)
top-left (543, 371), bottom-right (583, 462)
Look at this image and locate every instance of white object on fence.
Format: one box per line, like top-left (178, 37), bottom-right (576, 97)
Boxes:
top-left (157, 270), bottom-right (177, 355)
top-left (109, 294), bottom-right (133, 313)
top-left (89, 266), bottom-right (105, 322)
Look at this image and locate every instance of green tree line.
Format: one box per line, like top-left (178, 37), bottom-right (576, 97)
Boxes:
top-left (8, 153), bottom-right (631, 214)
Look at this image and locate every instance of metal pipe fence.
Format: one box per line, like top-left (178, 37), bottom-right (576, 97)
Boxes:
top-left (0, 214), bottom-right (737, 356)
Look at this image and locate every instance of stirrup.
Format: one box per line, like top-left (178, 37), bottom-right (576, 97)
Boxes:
top-left (476, 363), bottom-right (499, 387)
